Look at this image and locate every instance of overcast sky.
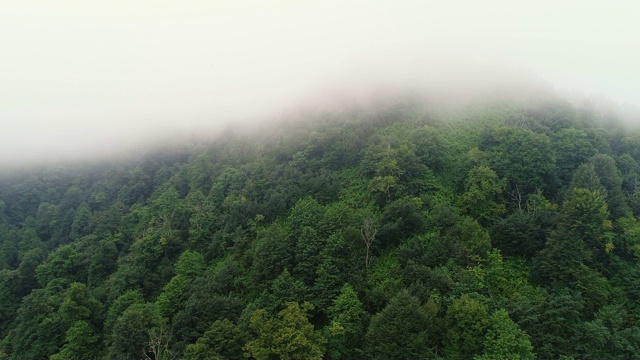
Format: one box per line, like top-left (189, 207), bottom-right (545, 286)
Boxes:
top-left (1, 0), bottom-right (639, 165)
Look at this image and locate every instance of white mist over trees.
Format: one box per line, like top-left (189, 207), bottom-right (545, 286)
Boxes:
top-left (1, 0), bottom-right (639, 165)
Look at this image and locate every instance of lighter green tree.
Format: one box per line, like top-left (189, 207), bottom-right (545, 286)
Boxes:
top-left (445, 294), bottom-right (490, 360)
top-left (50, 321), bottom-right (99, 360)
top-left (460, 166), bottom-right (506, 225)
top-left (245, 302), bottom-right (325, 360)
top-left (475, 309), bottom-right (535, 360)
top-left (327, 283), bottom-right (367, 359)
top-left (183, 319), bottom-right (247, 360)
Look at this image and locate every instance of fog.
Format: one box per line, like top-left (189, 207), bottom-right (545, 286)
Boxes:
top-left (2, 0), bottom-right (639, 166)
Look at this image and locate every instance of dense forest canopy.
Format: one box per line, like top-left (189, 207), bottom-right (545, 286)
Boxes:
top-left (2, 94), bottom-right (640, 359)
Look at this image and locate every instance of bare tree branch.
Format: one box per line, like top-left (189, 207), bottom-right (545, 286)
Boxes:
top-left (361, 218), bottom-right (377, 271)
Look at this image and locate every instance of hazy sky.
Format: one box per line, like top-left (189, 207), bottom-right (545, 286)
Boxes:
top-left (2, 0), bottom-right (639, 165)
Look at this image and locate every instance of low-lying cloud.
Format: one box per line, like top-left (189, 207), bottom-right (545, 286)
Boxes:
top-left (1, 0), bottom-right (639, 166)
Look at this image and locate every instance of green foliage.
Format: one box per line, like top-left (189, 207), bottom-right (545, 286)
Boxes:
top-left (445, 294), bottom-right (490, 359)
top-left (312, 232), bottom-right (362, 310)
top-left (0, 271), bottom-right (19, 335)
top-left (552, 128), bottom-right (597, 186)
top-left (35, 244), bottom-right (82, 287)
top-left (182, 343), bottom-right (223, 360)
top-left (536, 288), bottom-right (585, 359)
top-left (175, 249), bottom-right (206, 278)
top-left (4, 289), bottom-right (63, 360)
top-left (368, 142), bottom-right (405, 202)
top-left (329, 284), bottom-right (366, 332)
top-left (50, 320), bottom-right (100, 360)
top-left (472, 249), bottom-right (530, 301)
top-left (490, 207), bottom-right (555, 258)
top-left (294, 226), bottom-right (324, 285)
top-left (183, 319), bottom-right (247, 360)
top-left (480, 126), bottom-right (555, 194)
top-left (570, 163), bottom-right (604, 193)
top-left (327, 284), bottom-right (367, 359)
top-left (251, 222), bottom-right (294, 287)
top-left (170, 276), bottom-right (244, 348)
top-left (104, 289), bottom-right (144, 338)
top-left (574, 304), bottom-right (640, 359)
top-left (364, 290), bottom-right (434, 360)
top-left (87, 237), bottom-right (118, 287)
top-left (456, 217), bottom-right (492, 264)
top-left (245, 302), bottom-right (325, 360)
top-left (534, 187), bottom-right (613, 288)
top-left (411, 125), bottom-right (447, 171)
top-left (617, 215), bottom-right (640, 260)
top-left (378, 197), bottom-right (427, 246)
top-left (69, 203), bottom-right (92, 241)
top-left (475, 309), bottom-right (534, 360)
top-left (1, 98), bottom-right (640, 359)
top-left (288, 196), bottom-right (325, 233)
top-left (109, 303), bottom-right (164, 360)
top-left (460, 166), bottom-right (506, 225)
top-left (155, 250), bottom-right (206, 320)
top-left (59, 282), bottom-right (100, 325)
top-left (258, 268), bottom-right (307, 313)
top-left (156, 274), bottom-right (187, 319)
top-left (589, 153), bottom-right (630, 218)
top-left (186, 190), bottom-right (218, 250)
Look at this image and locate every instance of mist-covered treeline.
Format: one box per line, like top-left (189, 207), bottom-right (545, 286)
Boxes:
top-left (2, 96), bottom-right (640, 359)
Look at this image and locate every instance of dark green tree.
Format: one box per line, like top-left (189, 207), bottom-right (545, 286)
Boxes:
top-left (87, 236), bottom-right (118, 287)
top-left (104, 289), bottom-right (144, 339)
top-left (258, 268), bottom-right (307, 314)
top-left (574, 304), bottom-right (640, 360)
top-left (590, 153), bottom-right (630, 218)
top-left (480, 126), bottom-right (555, 194)
top-left (70, 203), bottom-right (92, 241)
top-left (183, 319), bottom-right (248, 360)
top-left (109, 303), bottom-right (164, 360)
top-left (294, 226), bottom-right (324, 286)
top-left (552, 128), bottom-right (597, 186)
top-left (534, 187), bottom-right (613, 287)
top-left (4, 289), bottom-right (63, 360)
top-left (364, 290), bottom-right (434, 360)
top-left (251, 222), bottom-right (294, 288)
top-left (411, 125), bottom-right (447, 171)
top-left (50, 320), bottom-right (100, 360)
top-left (490, 206), bottom-right (556, 258)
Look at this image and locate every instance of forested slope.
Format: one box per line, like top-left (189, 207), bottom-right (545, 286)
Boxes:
top-left (2, 97), bottom-right (640, 359)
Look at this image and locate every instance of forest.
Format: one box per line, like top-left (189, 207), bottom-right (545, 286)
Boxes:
top-left (2, 94), bottom-right (640, 359)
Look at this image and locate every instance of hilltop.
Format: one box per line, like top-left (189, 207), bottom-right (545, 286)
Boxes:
top-left (1, 96), bottom-right (640, 359)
